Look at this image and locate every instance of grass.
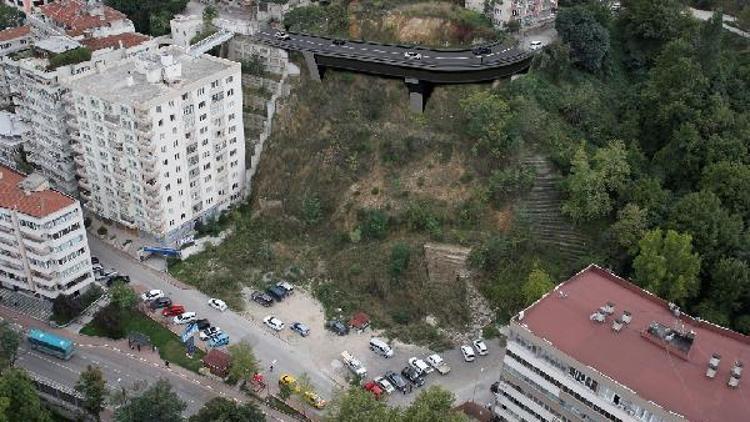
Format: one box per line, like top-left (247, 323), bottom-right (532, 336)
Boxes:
top-left (80, 308), bottom-right (205, 373)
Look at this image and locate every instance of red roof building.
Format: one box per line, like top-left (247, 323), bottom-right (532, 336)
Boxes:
top-left (202, 349), bottom-right (232, 378)
top-left (349, 312), bottom-right (371, 330)
top-left (495, 264), bottom-right (750, 422)
top-left (38, 0), bottom-right (132, 38)
top-left (0, 25), bottom-right (30, 42)
top-left (80, 32), bottom-right (150, 51)
top-left (0, 165), bottom-right (74, 218)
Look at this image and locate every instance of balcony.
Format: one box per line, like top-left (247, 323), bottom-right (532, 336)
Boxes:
top-left (144, 180), bottom-right (160, 194)
top-left (103, 113), bottom-right (119, 125)
top-left (137, 136), bottom-right (154, 151)
top-left (73, 155), bottom-right (86, 168)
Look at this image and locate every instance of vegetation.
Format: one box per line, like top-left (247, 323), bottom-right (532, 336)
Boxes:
top-left (0, 368), bottom-right (51, 422)
top-left (75, 365), bottom-right (107, 421)
top-left (47, 47), bottom-right (92, 70)
top-left (227, 342), bottom-right (260, 385)
top-left (324, 385), bottom-right (467, 421)
top-left (115, 379), bottom-right (186, 422)
top-left (189, 397), bottom-right (265, 422)
top-left (0, 322), bottom-right (20, 370)
top-left (104, 0), bottom-right (187, 36)
top-left (51, 284), bottom-right (103, 325)
top-left (0, 4), bottom-right (24, 31)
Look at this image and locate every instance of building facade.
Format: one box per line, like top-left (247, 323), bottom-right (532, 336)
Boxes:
top-left (65, 46), bottom-right (246, 244)
top-left (0, 165), bottom-right (94, 299)
top-left (465, 0), bottom-right (557, 29)
top-left (495, 265), bottom-right (749, 422)
top-left (0, 110), bottom-right (25, 167)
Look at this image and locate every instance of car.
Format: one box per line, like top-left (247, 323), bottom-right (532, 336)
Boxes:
top-left (92, 263), bottom-right (104, 273)
top-left (199, 326), bottom-right (222, 341)
top-left (251, 291), bottom-right (274, 307)
top-left (325, 320), bottom-right (349, 336)
top-left (332, 39), bottom-right (346, 46)
top-left (106, 275), bottom-right (130, 287)
top-left (274, 31), bottom-right (290, 40)
top-left (529, 40), bottom-right (543, 51)
top-left (279, 374), bottom-right (300, 392)
top-left (196, 318), bottom-right (210, 330)
top-left (472, 46), bottom-right (491, 55)
top-left (461, 345), bottom-right (476, 362)
top-left (304, 391), bottom-right (326, 409)
top-left (369, 337), bottom-right (394, 358)
top-left (408, 357), bottom-right (433, 375)
top-left (385, 371), bottom-right (408, 393)
top-left (276, 281), bottom-right (294, 295)
top-left (490, 381), bottom-right (500, 394)
top-left (363, 380), bottom-right (384, 399)
top-left (374, 376), bottom-right (395, 394)
top-left (208, 298), bottom-right (227, 312)
top-left (426, 353), bottom-right (451, 375)
top-left (207, 332), bottom-right (230, 348)
top-left (149, 297), bottom-right (172, 310)
top-left (263, 315), bottom-right (284, 331)
top-left (91, 256), bottom-right (100, 265)
top-left (141, 289), bottom-right (164, 302)
top-left (173, 312), bottom-right (197, 324)
top-left (266, 285), bottom-right (287, 301)
top-left (400, 366), bottom-right (425, 387)
top-left (162, 305), bottom-right (185, 317)
top-left (473, 338), bottom-right (488, 356)
top-left (404, 51), bottom-right (422, 60)
top-left (290, 322), bottom-right (310, 337)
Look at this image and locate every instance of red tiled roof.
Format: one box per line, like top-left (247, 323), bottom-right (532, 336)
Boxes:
top-left (0, 165), bottom-right (75, 218)
top-left (80, 32), bottom-right (150, 51)
top-left (39, 0), bottom-right (129, 37)
top-left (349, 311), bottom-right (370, 329)
top-left (202, 349), bottom-right (231, 376)
top-left (521, 265), bottom-right (750, 422)
top-left (0, 25), bottom-right (30, 42)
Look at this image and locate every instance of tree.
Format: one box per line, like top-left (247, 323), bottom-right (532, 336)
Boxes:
top-left (459, 90), bottom-right (517, 159)
top-left (610, 203), bottom-right (649, 255)
top-left (51, 293), bottom-right (82, 324)
top-left (292, 373), bottom-right (314, 416)
top-left (620, 0), bottom-right (693, 45)
top-left (75, 365), bottom-right (107, 420)
top-left (403, 386), bottom-right (468, 422)
top-left (700, 161), bottom-right (750, 218)
top-left (555, 6), bottom-right (610, 72)
top-left (522, 263), bottom-right (555, 304)
top-left (632, 229), bottom-right (701, 305)
top-left (389, 242), bottom-right (411, 278)
top-left (707, 258), bottom-right (750, 314)
top-left (202, 5), bottom-right (217, 27)
top-left (302, 193), bottom-right (323, 226)
top-left (323, 387), bottom-right (396, 422)
top-left (189, 397), bottom-right (264, 422)
top-left (227, 342), bottom-right (259, 385)
top-left (0, 322), bottom-right (20, 371)
top-left (0, 5), bottom-right (23, 31)
top-left (0, 368), bottom-right (51, 422)
top-left (105, 0), bottom-right (188, 36)
top-left (115, 379), bottom-right (186, 422)
top-left (110, 281), bottom-right (137, 313)
top-left (359, 209), bottom-right (389, 240)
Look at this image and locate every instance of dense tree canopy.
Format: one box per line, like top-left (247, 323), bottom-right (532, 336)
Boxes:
top-left (76, 365), bottom-right (107, 420)
top-left (0, 369), bottom-right (51, 422)
top-left (633, 229), bottom-right (701, 305)
top-left (555, 6), bottom-right (610, 72)
top-left (0, 5), bottom-right (23, 31)
top-left (104, 0), bottom-right (187, 36)
top-left (189, 397), bottom-right (265, 422)
top-left (115, 379), bottom-right (186, 422)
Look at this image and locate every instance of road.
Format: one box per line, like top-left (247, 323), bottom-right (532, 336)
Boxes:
top-left (690, 7), bottom-right (750, 38)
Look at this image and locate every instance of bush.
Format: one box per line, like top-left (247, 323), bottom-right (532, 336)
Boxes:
top-left (403, 201), bottom-right (443, 238)
top-left (482, 324), bottom-right (500, 339)
top-left (51, 285), bottom-right (103, 325)
top-left (47, 47), bottom-right (92, 70)
top-left (390, 243), bottom-right (411, 278)
top-left (487, 164), bottom-right (536, 206)
top-left (241, 55), bottom-right (267, 76)
top-left (96, 226), bottom-right (108, 236)
top-left (359, 209), bottom-right (389, 240)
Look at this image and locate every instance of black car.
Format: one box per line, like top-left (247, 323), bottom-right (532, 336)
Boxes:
top-left (490, 381), bottom-right (500, 394)
top-left (401, 366), bottom-right (425, 387)
top-left (332, 39), bottom-right (346, 46)
top-left (106, 275), bottom-right (131, 287)
top-left (325, 320), bottom-right (349, 336)
top-left (266, 285), bottom-right (287, 302)
top-left (149, 297), bottom-right (172, 310)
top-left (196, 319), bottom-right (210, 330)
top-left (91, 256), bottom-right (100, 265)
top-left (472, 46), bottom-right (491, 56)
top-left (385, 371), bottom-right (408, 393)
top-left (251, 291), bottom-right (274, 307)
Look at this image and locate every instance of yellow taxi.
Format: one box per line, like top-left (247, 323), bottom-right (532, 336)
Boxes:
top-left (304, 391), bottom-right (327, 409)
top-left (278, 374), bottom-right (300, 393)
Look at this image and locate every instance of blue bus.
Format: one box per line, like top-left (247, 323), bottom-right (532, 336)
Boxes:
top-left (27, 329), bottom-right (75, 360)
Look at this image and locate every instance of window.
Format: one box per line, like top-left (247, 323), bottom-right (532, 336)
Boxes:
top-left (226, 76), bottom-right (233, 83)
top-left (182, 93), bottom-right (188, 101)
top-left (158, 119), bottom-right (163, 127)
top-left (198, 101), bottom-right (206, 109)
top-left (169, 114), bottom-right (176, 122)
top-left (227, 88), bottom-right (234, 97)
top-left (199, 114), bottom-right (207, 121)
top-left (197, 87), bottom-right (205, 95)
top-left (156, 106), bottom-right (162, 113)
top-left (211, 80), bottom-right (219, 88)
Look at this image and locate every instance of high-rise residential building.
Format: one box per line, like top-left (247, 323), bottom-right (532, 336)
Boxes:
top-left (0, 165), bottom-right (94, 299)
top-left (3, 0), bottom-right (53, 11)
top-left (0, 110), bottom-right (25, 167)
top-left (465, 0), bottom-right (557, 29)
top-left (65, 46), bottom-right (246, 244)
top-left (494, 264), bottom-right (749, 422)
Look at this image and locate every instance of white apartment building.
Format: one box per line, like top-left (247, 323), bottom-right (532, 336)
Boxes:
top-left (3, 0), bottom-right (53, 11)
top-left (495, 264), bottom-right (749, 422)
top-left (0, 110), bottom-right (25, 167)
top-left (465, 0), bottom-right (556, 29)
top-left (65, 46), bottom-right (246, 244)
top-left (0, 165), bottom-right (94, 299)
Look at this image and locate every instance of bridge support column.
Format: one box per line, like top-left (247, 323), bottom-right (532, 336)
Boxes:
top-left (404, 78), bottom-right (428, 113)
top-left (302, 51), bottom-right (321, 82)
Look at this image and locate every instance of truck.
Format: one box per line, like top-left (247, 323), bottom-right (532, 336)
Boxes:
top-left (426, 353), bottom-right (451, 375)
top-left (341, 351), bottom-right (367, 379)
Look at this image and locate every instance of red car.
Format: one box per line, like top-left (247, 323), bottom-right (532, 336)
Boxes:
top-left (363, 380), bottom-right (384, 400)
top-left (162, 305), bottom-right (185, 317)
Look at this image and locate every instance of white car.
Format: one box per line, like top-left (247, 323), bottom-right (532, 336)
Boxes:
top-left (141, 289), bottom-right (164, 302)
top-left (263, 315), bottom-right (285, 331)
top-left (529, 40), bottom-right (543, 51)
top-left (173, 312), bottom-right (197, 325)
top-left (208, 298), bottom-right (227, 312)
top-left (374, 376), bottom-right (395, 394)
top-left (199, 326), bottom-right (222, 341)
top-left (408, 357), bottom-right (434, 375)
top-left (461, 345), bottom-right (476, 362)
top-left (426, 353), bottom-right (451, 375)
top-left (404, 51), bottom-right (422, 60)
top-left (274, 31), bottom-right (290, 40)
top-left (473, 338), bottom-right (488, 356)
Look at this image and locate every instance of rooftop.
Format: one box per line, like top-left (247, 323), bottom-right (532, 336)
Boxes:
top-left (0, 165), bottom-right (75, 218)
top-left (0, 25), bottom-right (30, 42)
top-left (520, 264), bottom-right (750, 421)
top-left (38, 0), bottom-right (130, 38)
top-left (79, 32), bottom-right (150, 51)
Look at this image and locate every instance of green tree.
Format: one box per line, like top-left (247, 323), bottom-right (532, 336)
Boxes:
top-left (522, 263), bottom-right (555, 304)
top-left (459, 90), bottom-right (516, 159)
top-left (115, 379), bottom-right (186, 422)
top-left (227, 342), bottom-right (259, 385)
top-left (202, 5), bottom-right (217, 27)
top-left (390, 242), bottom-right (411, 278)
top-left (700, 161), bottom-right (750, 218)
top-left (75, 365), bottom-right (107, 420)
top-left (555, 6), bottom-right (610, 72)
top-left (110, 281), bottom-right (137, 313)
top-left (0, 322), bottom-right (20, 370)
top-left (0, 5), bottom-right (24, 31)
top-left (359, 209), bottom-right (389, 240)
top-left (621, 0), bottom-right (693, 45)
top-left (323, 387), bottom-right (396, 422)
top-left (302, 193), bottom-right (322, 226)
top-left (708, 257), bottom-right (750, 314)
top-left (105, 0), bottom-right (188, 36)
top-left (0, 368), bottom-right (51, 422)
top-left (278, 381), bottom-right (293, 401)
top-left (189, 397), bottom-right (264, 422)
top-left (632, 229), bottom-right (701, 305)
top-left (610, 203), bottom-right (649, 255)
top-left (403, 386), bottom-right (468, 422)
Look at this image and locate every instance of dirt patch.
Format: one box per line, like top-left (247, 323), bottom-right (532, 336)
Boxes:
top-left (423, 243), bottom-right (471, 285)
top-left (401, 154), bottom-right (471, 204)
top-left (384, 15), bottom-right (453, 44)
top-left (495, 206), bottom-right (513, 232)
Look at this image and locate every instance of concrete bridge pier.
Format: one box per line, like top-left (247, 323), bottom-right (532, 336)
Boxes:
top-left (405, 78), bottom-right (428, 113)
top-left (302, 51), bottom-right (322, 81)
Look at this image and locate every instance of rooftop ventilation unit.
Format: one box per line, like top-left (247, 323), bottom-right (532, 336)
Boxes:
top-left (621, 311), bottom-right (632, 324)
top-left (590, 309), bottom-right (606, 323)
top-left (612, 318), bottom-right (624, 333)
top-left (601, 302), bottom-right (615, 315)
top-left (729, 361), bottom-right (743, 388)
top-left (707, 353), bottom-right (721, 379)
top-left (668, 302), bottom-right (681, 318)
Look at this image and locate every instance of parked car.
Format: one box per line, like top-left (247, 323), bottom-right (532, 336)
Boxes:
top-left (274, 31), bottom-right (290, 40)
top-left (325, 320), bottom-right (349, 336)
top-left (141, 289), bottom-right (164, 302)
top-left (473, 338), bottom-right (488, 356)
top-left (374, 376), bottom-right (395, 394)
top-left (363, 380), bottom-right (384, 399)
top-left (149, 297), bottom-right (172, 310)
top-left (408, 357), bottom-right (433, 376)
top-left (529, 40), bottom-right (543, 51)
top-left (385, 371), bottom-right (408, 393)
top-left (174, 312), bottom-right (197, 325)
top-left (472, 46), bottom-right (491, 55)
top-left (92, 263), bottom-right (104, 273)
top-left (196, 318), bottom-right (210, 330)
top-left (266, 285), bottom-right (287, 302)
top-left (162, 305), bottom-right (185, 317)
top-left (207, 332), bottom-right (230, 348)
top-left (279, 374), bottom-right (300, 392)
top-left (304, 391), bottom-right (326, 409)
top-left (290, 322), bottom-right (310, 337)
top-left (369, 337), bottom-right (394, 358)
top-left (276, 281), bottom-right (294, 295)
top-left (199, 326), bottom-right (222, 341)
top-left (404, 51), bottom-right (422, 60)
top-left (426, 353), bottom-right (451, 375)
top-left (490, 381), bottom-right (500, 394)
top-left (461, 345), bottom-right (476, 362)
top-left (106, 275), bottom-right (130, 287)
top-left (251, 291), bottom-right (274, 307)
top-left (263, 315), bottom-right (284, 331)
top-left (208, 298), bottom-right (227, 312)
top-left (332, 39), bottom-right (346, 46)
top-left (401, 366), bottom-right (425, 387)
top-left (91, 256), bottom-right (100, 265)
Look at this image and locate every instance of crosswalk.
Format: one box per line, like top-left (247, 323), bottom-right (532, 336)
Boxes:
top-left (0, 289), bottom-right (53, 321)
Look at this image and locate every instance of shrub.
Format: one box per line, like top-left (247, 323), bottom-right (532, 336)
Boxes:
top-left (96, 226), bottom-right (108, 236)
top-left (47, 47), bottom-right (92, 70)
top-left (390, 243), bottom-right (411, 278)
top-left (482, 324), bottom-right (500, 339)
top-left (403, 201), bottom-right (442, 237)
top-left (359, 209), bottom-right (389, 240)
top-left (487, 164), bottom-right (536, 206)
top-left (302, 193), bottom-right (322, 226)
top-left (241, 55), bottom-right (267, 76)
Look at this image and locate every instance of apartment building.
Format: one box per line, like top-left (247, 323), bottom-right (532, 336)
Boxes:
top-left (466, 0), bottom-right (556, 29)
top-left (0, 165), bottom-right (94, 299)
top-left (3, 0), bottom-right (53, 10)
top-left (495, 264), bottom-right (749, 422)
top-left (0, 110), bottom-right (25, 167)
top-left (65, 46), bottom-right (246, 244)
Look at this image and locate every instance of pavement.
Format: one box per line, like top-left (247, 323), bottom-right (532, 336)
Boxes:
top-left (690, 7), bottom-right (750, 38)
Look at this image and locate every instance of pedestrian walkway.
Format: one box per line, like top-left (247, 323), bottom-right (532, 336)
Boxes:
top-left (0, 289), bottom-right (53, 321)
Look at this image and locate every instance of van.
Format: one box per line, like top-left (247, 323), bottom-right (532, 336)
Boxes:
top-left (162, 305), bottom-right (185, 317)
top-left (208, 333), bottom-right (230, 348)
top-left (369, 337), bottom-right (394, 358)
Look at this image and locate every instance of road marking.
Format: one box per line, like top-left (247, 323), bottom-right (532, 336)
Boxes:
top-left (373, 49), bottom-right (385, 53)
top-left (360, 47), bottom-right (368, 51)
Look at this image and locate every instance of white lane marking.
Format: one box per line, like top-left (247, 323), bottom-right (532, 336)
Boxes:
top-left (373, 49), bottom-right (385, 53)
top-left (435, 56), bottom-right (469, 60)
top-left (360, 47), bottom-right (368, 51)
